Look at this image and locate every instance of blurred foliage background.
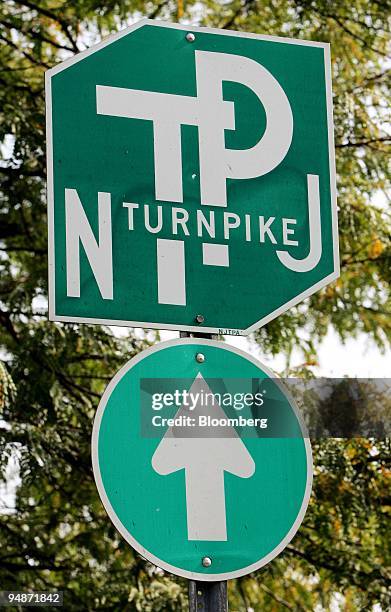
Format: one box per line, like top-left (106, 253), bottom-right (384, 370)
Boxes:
top-left (0, 1), bottom-right (390, 610)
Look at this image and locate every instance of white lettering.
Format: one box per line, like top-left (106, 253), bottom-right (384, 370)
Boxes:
top-left (259, 216), bottom-right (277, 244)
top-left (172, 207), bottom-right (190, 236)
top-left (96, 51), bottom-right (293, 207)
top-left (123, 202), bottom-right (139, 230)
top-left (224, 212), bottom-right (241, 239)
top-left (197, 210), bottom-right (215, 238)
top-left (245, 214), bottom-right (251, 242)
top-left (277, 174), bottom-right (322, 272)
top-left (145, 204), bottom-right (163, 233)
top-left (282, 218), bottom-right (298, 246)
top-left (65, 188), bottom-right (113, 300)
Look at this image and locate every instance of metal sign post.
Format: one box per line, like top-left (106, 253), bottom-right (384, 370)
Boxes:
top-left (188, 580), bottom-right (228, 612)
top-left (181, 331), bottom-right (228, 611)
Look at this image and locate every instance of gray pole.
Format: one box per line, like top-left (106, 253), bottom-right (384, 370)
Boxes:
top-left (180, 331), bottom-right (228, 612)
top-left (188, 580), bottom-right (228, 612)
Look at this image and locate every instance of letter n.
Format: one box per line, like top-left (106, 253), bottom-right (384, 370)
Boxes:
top-left (65, 188), bottom-right (113, 299)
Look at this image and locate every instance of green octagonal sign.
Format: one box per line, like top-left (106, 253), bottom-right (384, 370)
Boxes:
top-left (46, 19), bottom-right (339, 335)
top-left (92, 338), bottom-right (312, 580)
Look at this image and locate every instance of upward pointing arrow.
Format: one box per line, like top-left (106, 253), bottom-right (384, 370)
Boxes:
top-left (151, 374), bottom-right (255, 541)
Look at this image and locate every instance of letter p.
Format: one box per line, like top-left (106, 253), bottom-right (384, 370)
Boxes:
top-left (195, 51), bottom-right (293, 207)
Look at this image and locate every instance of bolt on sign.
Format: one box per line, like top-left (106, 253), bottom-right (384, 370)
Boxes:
top-left (46, 20), bottom-right (339, 335)
top-left (92, 339), bottom-right (313, 580)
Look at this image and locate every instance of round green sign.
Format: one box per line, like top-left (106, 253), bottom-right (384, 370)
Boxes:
top-left (92, 339), bottom-right (312, 580)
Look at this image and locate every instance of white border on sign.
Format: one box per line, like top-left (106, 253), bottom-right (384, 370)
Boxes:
top-left (91, 338), bottom-right (313, 581)
top-left (46, 19), bottom-right (339, 336)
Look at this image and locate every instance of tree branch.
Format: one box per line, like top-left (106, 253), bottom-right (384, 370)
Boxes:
top-left (0, 32), bottom-right (50, 69)
top-left (0, 246), bottom-right (46, 254)
top-left (336, 137), bottom-right (390, 148)
top-left (348, 70), bottom-right (390, 93)
top-left (222, 0), bottom-right (257, 29)
top-left (148, 0), bottom-right (169, 19)
top-left (294, 2), bottom-right (388, 57)
top-left (286, 545), bottom-right (385, 587)
top-left (0, 308), bottom-right (19, 344)
top-left (0, 217), bottom-right (22, 240)
top-left (0, 17), bottom-right (75, 53)
top-left (0, 165), bottom-right (45, 180)
top-left (342, 254), bottom-right (390, 267)
top-left (14, 0), bottom-right (79, 53)
top-left (257, 582), bottom-right (296, 610)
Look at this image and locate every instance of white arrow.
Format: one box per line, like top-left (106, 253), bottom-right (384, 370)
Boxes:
top-left (151, 374), bottom-right (255, 541)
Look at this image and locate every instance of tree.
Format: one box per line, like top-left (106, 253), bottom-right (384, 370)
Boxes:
top-left (0, 1), bottom-right (390, 609)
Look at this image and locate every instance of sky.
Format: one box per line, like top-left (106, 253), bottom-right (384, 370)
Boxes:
top-left (160, 327), bottom-right (390, 378)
